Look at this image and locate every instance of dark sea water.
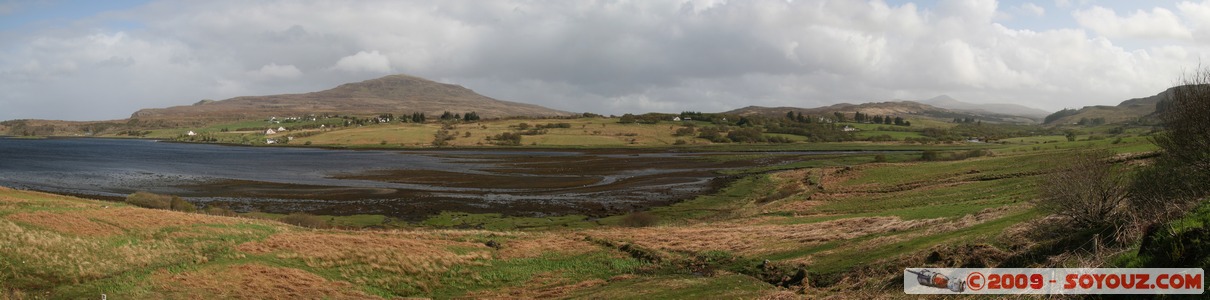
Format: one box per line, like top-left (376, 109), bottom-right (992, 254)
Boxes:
top-left (0, 138), bottom-right (730, 218)
top-left (0, 137), bottom-right (451, 195)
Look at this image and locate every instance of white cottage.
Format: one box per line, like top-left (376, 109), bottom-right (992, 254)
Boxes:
top-left (277, 126), bottom-right (287, 131)
top-left (186, 131), bottom-right (197, 136)
top-left (265, 129), bottom-right (276, 135)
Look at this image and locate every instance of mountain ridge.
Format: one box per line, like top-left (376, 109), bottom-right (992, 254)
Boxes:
top-left (131, 74), bottom-right (572, 120)
top-left (920, 95), bottom-right (1051, 118)
top-left (1043, 86), bottom-right (1188, 125)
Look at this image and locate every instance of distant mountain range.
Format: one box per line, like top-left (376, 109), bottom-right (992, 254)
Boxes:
top-left (919, 95), bottom-right (1051, 119)
top-left (724, 96), bottom-right (1046, 124)
top-left (131, 74), bottom-right (572, 120)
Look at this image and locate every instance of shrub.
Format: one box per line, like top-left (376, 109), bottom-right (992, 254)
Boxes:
top-left (620, 211), bottom-right (659, 227)
top-left (125, 191), bottom-right (172, 209)
top-left (203, 205), bottom-right (237, 217)
top-left (873, 154), bottom-right (887, 162)
top-left (170, 197), bottom-right (197, 212)
top-left (1034, 149), bottom-right (1127, 230)
top-left (726, 128), bottom-right (766, 143)
top-left (673, 139), bottom-right (688, 145)
top-left (920, 150), bottom-right (940, 161)
top-left (1128, 202), bottom-right (1210, 269)
top-left (280, 212), bottom-right (330, 229)
top-left (674, 127), bottom-right (696, 136)
top-left (766, 136), bottom-right (793, 143)
top-left (1128, 69), bottom-right (1210, 229)
top-left (491, 132), bottom-right (523, 146)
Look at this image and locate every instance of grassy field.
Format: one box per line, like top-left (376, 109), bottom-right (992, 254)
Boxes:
top-left (2, 125), bottom-right (1162, 298)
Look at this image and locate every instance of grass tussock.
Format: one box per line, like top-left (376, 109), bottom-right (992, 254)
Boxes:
top-left (619, 211), bottom-right (659, 227)
top-left (236, 231), bottom-right (491, 293)
top-left (0, 219), bottom-right (191, 288)
top-left (493, 233), bottom-right (598, 259)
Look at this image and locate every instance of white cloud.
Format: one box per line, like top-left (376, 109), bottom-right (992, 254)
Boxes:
top-left (1074, 6), bottom-right (1193, 40)
top-left (331, 50), bottom-right (392, 73)
top-left (1178, 1), bottom-right (1210, 41)
top-left (0, 0), bottom-right (1205, 120)
top-left (247, 63), bottom-right (302, 81)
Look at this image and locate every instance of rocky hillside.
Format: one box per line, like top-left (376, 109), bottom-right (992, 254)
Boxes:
top-left (1043, 86), bottom-right (1183, 125)
top-left (131, 74), bottom-right (572, 120)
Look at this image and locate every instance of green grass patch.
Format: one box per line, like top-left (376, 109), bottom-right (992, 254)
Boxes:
top-left (430, 251), bottom-right (647, 298)
top-left (420, 212), bottom-right (598, 231)
top-left (806, 209), bottom-right (1041, 275)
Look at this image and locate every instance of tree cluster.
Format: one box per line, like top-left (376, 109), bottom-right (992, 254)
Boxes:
top-left (1077, 117), bottom-right (1106, 126)
top-left (852, 112), bottom-right (910, 126)
top-left (1044, 108), bottom-right (1080, 124)
top-left (489, 132), bottom-right (524, 146)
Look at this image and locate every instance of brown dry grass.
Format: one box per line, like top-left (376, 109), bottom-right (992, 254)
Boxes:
top-left (0, 219), bottom-right (191, 285)
top-left (237, 231), bottom-right (491, 292)
top-left (153, 263), bottom-right (379, 299)
top-left (81, 207), bottom-right (239, 230)
top-left (5, 211), bottom-right (124, 236)
top-left (4, 207), bottom-right (242, 237)
top-left (0, 187), bottom-right (102, 210)
top-left (494, 233), bottom-right (597, 259)
top-left (587, 216), bottom-right (940, 256)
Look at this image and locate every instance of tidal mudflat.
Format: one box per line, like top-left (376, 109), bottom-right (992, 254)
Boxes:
top-left (0, 137), bottom-right (839, 219)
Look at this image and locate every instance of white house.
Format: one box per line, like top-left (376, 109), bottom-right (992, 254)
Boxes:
top-left (266, 139), bottom-right (276, 144)
top-left (186, 131), bottom-right (197, 136)
top-left (842, 126), bottom-right (858, 132)
top-left (277, 126), bottom-right (287, 131)
top-left (265, 129), bottom-right (276, 135)
top-left (672, 117), bottom-right (682, 121)
top-left (287, 136), bottom-right (295, 141)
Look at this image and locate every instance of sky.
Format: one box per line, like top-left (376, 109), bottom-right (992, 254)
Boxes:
top-left (1, 0), bottom-right (1208, 121)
